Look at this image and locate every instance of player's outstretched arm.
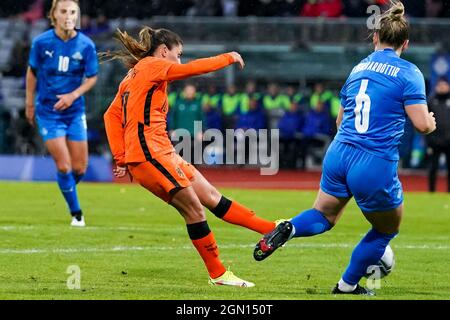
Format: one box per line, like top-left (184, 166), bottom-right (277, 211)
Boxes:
top-left (163, 52), bottom-right (244, 81)
top-left (405, 104), bottom-right (436, 135)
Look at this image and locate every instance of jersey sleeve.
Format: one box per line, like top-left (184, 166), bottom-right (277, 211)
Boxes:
top-left (149, 54), bottom-right (234, 82)
top-left (28, 38), bottom-right (40, 70)
top-left (84, 41), bottom-right (99, 78)
top-left (104, 89), bottom-right (125, 166)
top-left (403, 66), bottom-right (427, 106)
top-left (339, 79), bottom-right (349, 106)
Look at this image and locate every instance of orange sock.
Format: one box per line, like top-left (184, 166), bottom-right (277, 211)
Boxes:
top-left (222, 201), bottom-right (276, 234)
top-left (188, 222), bottom-right (226, 279)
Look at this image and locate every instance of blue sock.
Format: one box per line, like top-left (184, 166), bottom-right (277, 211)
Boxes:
top-left (290, 208), bottom-right (332, 237)
top-left (72, 171), bottom-right (85, 185)
top-left (57, 171), bottom-right (81, 214)
top-left (342, 228), bottom-right (398, 285)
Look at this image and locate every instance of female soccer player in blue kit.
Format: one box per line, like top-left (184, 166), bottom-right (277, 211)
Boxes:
top-left (254, 1), bottom-right (436, 295)
top-left (25, 0), bottom-right (98, 227)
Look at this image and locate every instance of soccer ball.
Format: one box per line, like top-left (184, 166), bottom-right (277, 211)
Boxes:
top-left (364, 245), bottom-right (395, 279)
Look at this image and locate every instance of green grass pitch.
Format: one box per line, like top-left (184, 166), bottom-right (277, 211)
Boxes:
top-left (0, 181), bottom-right (449, 300)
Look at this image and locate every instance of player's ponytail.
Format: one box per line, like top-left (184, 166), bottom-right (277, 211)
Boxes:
top-left (377, 1), bottom-right (409, 49)
top-left (99, 26), bottom-right (183, 68)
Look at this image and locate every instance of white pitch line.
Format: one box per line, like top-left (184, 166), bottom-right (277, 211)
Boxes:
top-left (0, 242), bottom-right (448, 255)
top-left (0, 226), bottom-right (34, 231)
top-left (1, 226), bottom-right (448, 241)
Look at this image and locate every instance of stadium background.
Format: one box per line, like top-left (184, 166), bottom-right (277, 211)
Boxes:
top-left (0, 0), bottom-right (449, 189)
top-left (0, 0), bottom-right (449, 301)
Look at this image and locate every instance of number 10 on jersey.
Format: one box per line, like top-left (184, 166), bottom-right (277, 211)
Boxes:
top-left (58, 56), bottom-right (70, 72)
top-left (354, 79), bottom-right (371, 133)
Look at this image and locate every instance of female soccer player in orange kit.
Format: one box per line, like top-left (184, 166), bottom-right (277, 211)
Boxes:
top-left (103, 27), bottom-right (277, 287)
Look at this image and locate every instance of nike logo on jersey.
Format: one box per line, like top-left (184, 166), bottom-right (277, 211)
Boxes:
top-left (45, 50), bottom-right (54, 58)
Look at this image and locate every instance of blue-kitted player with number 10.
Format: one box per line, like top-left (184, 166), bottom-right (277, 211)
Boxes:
top-left (254, 1), bottom-right (436, 295)
top-left (25, 0), bottom-right (98, 227)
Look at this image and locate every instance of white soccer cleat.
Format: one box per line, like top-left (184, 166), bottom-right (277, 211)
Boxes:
top-left (70, 216), bottom-right (86, 227)
top-left (208, 270), bottom-right (255, 287)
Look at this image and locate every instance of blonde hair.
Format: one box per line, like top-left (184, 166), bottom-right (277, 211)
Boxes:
top-left (378, 1), bottom-right (409, 49)
top-left (99, 26), bottom-right (183, 69)
top-left (48, 0), bottom-right (80, 27)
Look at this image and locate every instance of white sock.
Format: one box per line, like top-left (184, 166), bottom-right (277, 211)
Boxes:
top-left (338, 278), bottom-right (357, 292)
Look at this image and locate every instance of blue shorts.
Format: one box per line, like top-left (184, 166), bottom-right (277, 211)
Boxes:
top-left (320, 140), bottom-right (403, 213)
top-left (36, 113), bottom-right (87, 142)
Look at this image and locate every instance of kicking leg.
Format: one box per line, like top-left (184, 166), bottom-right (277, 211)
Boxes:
top-left (191, 170), bottom-right (275, 234)
top-left (170, 186), bottom-right (254, 287)
top-left (254, 188), bottom-right (351, 261)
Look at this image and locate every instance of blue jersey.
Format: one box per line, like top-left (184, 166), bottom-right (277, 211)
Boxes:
top-left (335, 48), bottom-right (427, 161)
top-left (28, 29), bottom-right (98, 119)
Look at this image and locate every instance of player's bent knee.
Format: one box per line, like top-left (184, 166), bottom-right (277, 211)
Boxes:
top-left (204, 188), bottom-right (222, 209)
top-left (73, 167), bottom-right (87, 175)
top-left (374, 225), bottom-right (400, 235)
top-left (187, 201), bottom-right (205, 222)
top-left (56, 164), bottom-right (72, 174)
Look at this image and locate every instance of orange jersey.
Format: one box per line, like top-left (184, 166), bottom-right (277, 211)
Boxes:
top-left (104, 53), bottom-right (234, 166)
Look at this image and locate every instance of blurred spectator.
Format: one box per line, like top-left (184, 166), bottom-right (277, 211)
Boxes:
top-left (301, 100), bottom-right (332, 167)
top-left (300, 0), bottom-right (343, 18)
top-left (21, 0), bottom-right (44, 23)
top-left (80, 13), bottom-right (110, 36)
top-left (169, 84), bottom-right (204, 161)
top-left (221, 84), bottom-right (241, 129)
top-left (235, 95), bottom-right (266, 165)
top-left (240, 80), bottom-right (261, 114)
top-left (263, 82), bottom-right (291, 129)
top-left (203, 103), bottom-right (223, 131)
top-left (80, 14), bottom-right (94, 35)
top-left (426, 77), bottom-right (450, 192)
top-left (286, 85), bottom-right (305, 112)
top-left (309, 82), bottom-right (334, 111)
top-left (170, 83), bottom-right (204, 136)
top-left (201, 84), bottom-right (222, 110)
top-left (4, 34), bottom-right (31, 77)
top-left (278, 102), bottom-right (304, 169)
top-left (302, 100), bottom-right (332, 137)
top-left (235, 95), bottom-right (266, 131)
top-left (168, 87), bottom-right (180, 107)
top-left (92, 13), bottom-right (110, 35)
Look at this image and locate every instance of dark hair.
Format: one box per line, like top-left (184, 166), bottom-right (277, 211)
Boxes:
top-left (378, 1), bottom-right (409, 50)
top-left (437, 76), bottom-right (449, 84)
top-left (99, 26), bottom-right (183, 68)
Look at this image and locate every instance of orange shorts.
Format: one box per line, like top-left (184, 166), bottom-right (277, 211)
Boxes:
top-left (128, 152), bottom-right (196, 202)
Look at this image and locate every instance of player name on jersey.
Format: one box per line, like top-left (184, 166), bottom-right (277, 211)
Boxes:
top-left (351, 61), bottom-right (401, 78)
